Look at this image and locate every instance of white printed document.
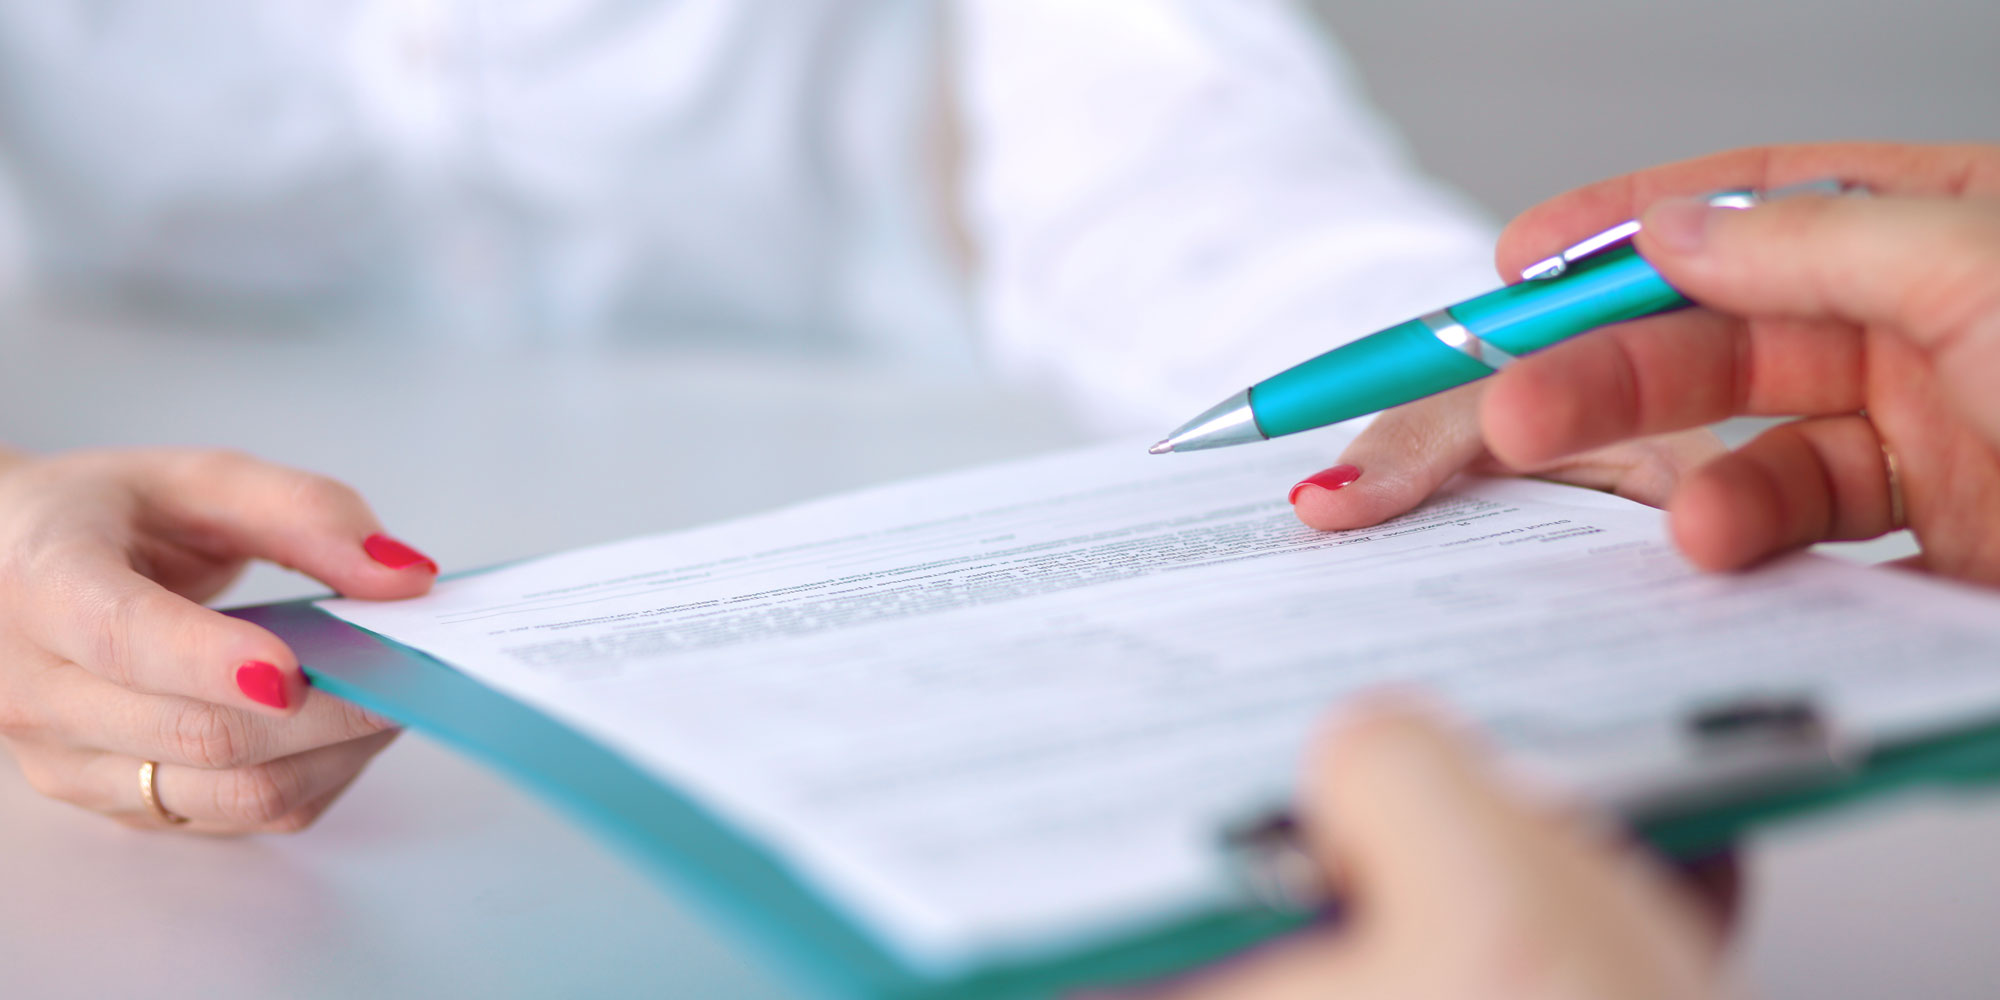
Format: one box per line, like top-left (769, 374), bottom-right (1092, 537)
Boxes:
top-left (321, 433), bottom-right (2000, 971)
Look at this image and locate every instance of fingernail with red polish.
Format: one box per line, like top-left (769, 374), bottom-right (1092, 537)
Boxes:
top-left (364, 533), bottom-right (439, 574)
top-left (237, 661), bottom-right (288, 710)
top-left (1289, 464), bottom-right (1361, 504)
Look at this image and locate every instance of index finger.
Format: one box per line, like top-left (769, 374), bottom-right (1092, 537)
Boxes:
top-left (1496, 142), bottom-right (2000, 280)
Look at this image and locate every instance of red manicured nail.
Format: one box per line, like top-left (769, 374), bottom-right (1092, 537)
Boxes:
top-left (237, 661), bottom-right (288, 710)
top-left (1289, 465), bottom-right (1361, 504)
top-left (364, 533), bottom-right (438, 574)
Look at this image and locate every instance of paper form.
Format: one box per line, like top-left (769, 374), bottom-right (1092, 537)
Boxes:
top-left (321, 433), bottom-right (2000, 970)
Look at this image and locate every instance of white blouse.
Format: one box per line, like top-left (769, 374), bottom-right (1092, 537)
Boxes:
top-left (0, 0), bottom-right (1496, 427)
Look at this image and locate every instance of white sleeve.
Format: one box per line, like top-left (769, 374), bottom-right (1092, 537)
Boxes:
top-left (951, 0), bottom-right (1500, 432)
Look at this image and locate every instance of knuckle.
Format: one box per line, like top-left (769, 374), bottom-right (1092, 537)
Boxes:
top-left (1358, 412), bottom-right (1458, 477)
top-left (260, 797), bottom-right (330, 834)
top-left (112, 812), bottom-right (161, 832)
top-left (0, 536), bottom-right (36, 600)
top-left (287, 472), bottom-right (363, 521)
top-left (13, 754), bottom-right (86, 806)
top-left (212, 762), bottom-right (305, 826)
top-left (182, 447), bottom-right (260, 481)
top-left (1380, 417), bottom-right (1442, 457)
top-left (332, 699), bottom-right (395, 741)
top-left (0, 688), bottom-right (42, 739)
top-left (1930, 213), bottom-right (2000, 336)
top-left (84, 585), bottom-right (221, 698)
top-left (165, 700), bottom-right (256, 770)
top-left (88, 586), bottom-right (157, 690)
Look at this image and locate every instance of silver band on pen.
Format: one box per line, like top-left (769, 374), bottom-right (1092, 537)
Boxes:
top-left (1419, 309), bottom-right (1517, 372)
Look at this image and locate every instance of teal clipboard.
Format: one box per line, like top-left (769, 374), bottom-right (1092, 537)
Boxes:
top-left (226, 600), bottom-right (1302, 999)
top-left (227, 599), bottom-right (2000, 999)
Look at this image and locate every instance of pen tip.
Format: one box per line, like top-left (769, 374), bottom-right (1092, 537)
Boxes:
top-left (1148, 439), bottom-right (1173, 455)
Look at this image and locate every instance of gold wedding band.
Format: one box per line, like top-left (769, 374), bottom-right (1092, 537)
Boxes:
top-left (1882, 440), bottom-right (1907, 530)
top-left (1863, 410), bottom-right (1908, 531)
top-left (138, 760), bottom-right (188, 825)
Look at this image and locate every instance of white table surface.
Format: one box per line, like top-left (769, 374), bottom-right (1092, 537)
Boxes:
top-left (3, 316), bottom-right (1998, 999)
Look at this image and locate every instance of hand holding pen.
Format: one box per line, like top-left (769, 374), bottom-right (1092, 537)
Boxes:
top-left (1169, 141), bottom-right (2000, 586)
top-left (1465, 142), bottom-right (2000, 584)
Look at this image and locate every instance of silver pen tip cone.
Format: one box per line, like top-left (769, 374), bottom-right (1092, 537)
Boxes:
top-left (1148, 439), bottom-right (1174, 455)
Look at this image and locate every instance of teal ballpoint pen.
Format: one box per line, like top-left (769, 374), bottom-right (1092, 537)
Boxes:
top-left (1148, 178), bottom-right (1857, 455)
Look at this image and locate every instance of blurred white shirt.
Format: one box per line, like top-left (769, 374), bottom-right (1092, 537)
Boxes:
top-left (0, 0), bottom-right (1496, 428)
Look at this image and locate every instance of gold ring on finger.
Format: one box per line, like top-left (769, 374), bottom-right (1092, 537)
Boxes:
top-left (1882, 441), bottom-right (1907, 530)
top-left (1862, 409), bottom-right (1908, 530)
top-left (138, 760), bottom-right (189, 826)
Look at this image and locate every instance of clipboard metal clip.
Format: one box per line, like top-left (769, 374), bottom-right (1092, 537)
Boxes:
top-left (1219, 810), bottom-right (1333, 915)
top-left (1608, 693), bottom-right (1857, 823)
top-left (1220, 695), bottom-right (1856, 916)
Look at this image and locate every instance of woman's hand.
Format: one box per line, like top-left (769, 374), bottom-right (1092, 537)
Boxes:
top-left (1478, 142), bottom-right (2000, 584)
top-left (1289, 383), bottom-right (1726, 531)
top-left (0, 447), bottom-right (438, 832)
top-left (1135, 706), bottom-right (1732, 1000)
top-left (1284, 251), bottom-right (1729, 530)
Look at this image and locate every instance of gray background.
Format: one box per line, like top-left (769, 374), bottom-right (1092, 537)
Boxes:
top-left (1310, 4), bottom-right (2000, 998)
top-left (1312, 0), bottom-right (2000, 218)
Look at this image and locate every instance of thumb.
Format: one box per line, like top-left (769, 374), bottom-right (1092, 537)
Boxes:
top-left (1636, 193), bottom-right (2000, 440)
top-left (1122, 706), bottom-right (1726, 1000)
top-left (1306, 705), bottom-right (1731, 1000)
top-left (140, 449), bottom-right (439, 600)
top-left (1290, 384), bottom-right (1489, 532)
top-left (1121, 707), bottom-right (1549, 1000)
top-left (1301, 703), bottom-right (1539, 930)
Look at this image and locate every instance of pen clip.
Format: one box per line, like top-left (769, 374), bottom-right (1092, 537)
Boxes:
top-left (1519, 177), bottom-right (1855, 282)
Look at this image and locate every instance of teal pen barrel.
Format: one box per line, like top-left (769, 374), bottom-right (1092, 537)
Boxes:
top-left (1453, 246), bottom-right (1687, 357)
top-left (1252, 318), bottom-right (1493, 437)
top-left (1249, 246), bottom-right (1688, 439)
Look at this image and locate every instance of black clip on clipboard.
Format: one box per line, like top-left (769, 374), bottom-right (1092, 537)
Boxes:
top-left (1212, 694), bottom-right (1994, 916)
